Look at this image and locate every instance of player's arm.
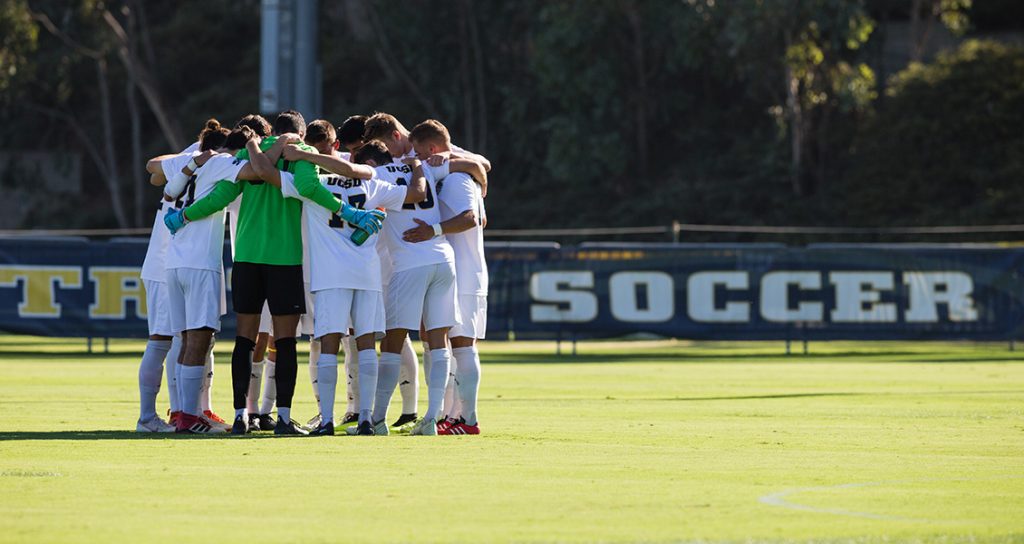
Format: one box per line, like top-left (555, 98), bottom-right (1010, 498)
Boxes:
top-left (181, 180), bottom-right (242, 221)
top-left (146, 154), bottom-right (178, 185)
top-left (283, 145), bottom-right (374, 180)
top-left (236, 139), bottom-right (281, 186)
top-left (404, 159), bottom-right (428, 204)
top-left (402, 211), bottom-right (476, 243)
top-left (451, 149), bottom-right (491, 172)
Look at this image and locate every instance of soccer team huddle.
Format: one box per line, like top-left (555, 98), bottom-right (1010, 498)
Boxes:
top-left (135, 110), bottom-right (489, 437)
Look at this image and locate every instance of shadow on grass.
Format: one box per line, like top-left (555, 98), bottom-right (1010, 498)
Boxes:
top-left (480, 352), bottom-right (1024, 364)
top-left (0, 430), bottom-right (289, 441)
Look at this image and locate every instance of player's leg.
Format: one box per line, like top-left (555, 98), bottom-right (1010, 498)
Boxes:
top-left (137, 278), bottom-right (174, 432)
top-left (267, 263), bottom-right (308, 435)
top-left (442, 295), bottom-right (485, 434)
top-left (394, 337), bottom-right (419, 429)
top-left (258, 335), bottom-right (277, 428)
top-left (166, 333), bottom-right (183, 425)
top-left (350, 289), bottom-right (384, 436)
top-left (247, 331), bottom-right (268, 428)
top-left (200, 338), bottom-right (228, 428)
top-left (341, 334), bottom-right (359, 425)
top-left (228, 262), bottom-right (265, 434)
top-left (376, 268), bottom-right (429, 433)
top-left (307, 288), bottom-right (352, 436)
top-left (302, 284), bottom-right (322, 429)
top-left (178, 328), bottom-right (224, 433)
top-left (411, 262), bottom-right (459, 436)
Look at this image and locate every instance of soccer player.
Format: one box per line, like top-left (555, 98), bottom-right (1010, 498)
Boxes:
top-left (405, 120), bottom-right (489, 435)
top-left (350, 140), bottom-right (460, 436)
top-left (273, 142), bottom-right (425, 435)
top-left (165, 110), bottom-right (384, 436)
top-left (160, 126), bottom-right (278, 433)
top-left (136, 120), bottom-right (227, 432)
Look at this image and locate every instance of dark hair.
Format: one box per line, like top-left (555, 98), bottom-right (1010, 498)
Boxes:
top-left (337, 115), bottom-right (367, 145)
top-left (198, 119), bottom-right (229, 151)
top-left (223, 126), bottom-right (256, 151)
top-left (304, 120), bottom-right (336, 147)
top-left (352, 140), bottom-right (392, 166)
top-left (273, 109), bottom-right (306, 137)
top-left (235, 114), bottom-right (272, 138)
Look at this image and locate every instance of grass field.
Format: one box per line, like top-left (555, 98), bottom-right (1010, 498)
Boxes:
top-left (0, 335), bottom-right (1022, 543)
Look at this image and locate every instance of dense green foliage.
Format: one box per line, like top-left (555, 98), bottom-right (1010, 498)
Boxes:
top-left (0, 335), bottom-right (1022, 542)
top-left (0, 0), bottom-right (1021, 239)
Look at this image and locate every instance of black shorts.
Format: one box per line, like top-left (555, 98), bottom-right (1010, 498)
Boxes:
top-left (232, 262), bottom-right (306, 316)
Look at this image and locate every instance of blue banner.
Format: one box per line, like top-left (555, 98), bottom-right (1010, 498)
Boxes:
top-left (1, 238), bottom-right (1022, 340)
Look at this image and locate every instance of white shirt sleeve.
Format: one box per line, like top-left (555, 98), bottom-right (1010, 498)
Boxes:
top-left (439, 173), bottom-right (478, 218)
top-left (424, 162), bottom-right (450, 181)
top-left (161, 152), bottom-right (196, 198)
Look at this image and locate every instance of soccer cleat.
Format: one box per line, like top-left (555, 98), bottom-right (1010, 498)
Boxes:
top-left (136, 416), bottom-right (176, 433)
top-left (247, 413), bottom-right (261, 429)
top-left (176, 413), bottom-right (228, 434)
top-left (391, 412), bottom-right (418, 429)
top-left (255, 413), bottom-right (276, 431)
top-left (440, 418), bottom-right (480, 436)
top-left (355, 421), bottom-right (374, 435)
top-left (436, 416), bottom-right (457, 433)
top-left (274, 418), bottom-right (309, 436)
top-left (231, 415), bottom-right (250, 435)
top-left (341, 412), bottom-right (359, 425)
top-left (347, 420), bottom-right (388, 436)
top-left (409, 417), bottom-right (437, 436)
top-left (308, 421), bottom-right (334, 436)
top-left (168, 410), bottom-right (183, 427)
top-left (305, 413), bottom-right (322, 430)
top-left (203, 410), bottom-right (232, 432)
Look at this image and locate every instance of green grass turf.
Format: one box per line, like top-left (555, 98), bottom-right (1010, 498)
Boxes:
top-left (0, 335), bottom-right (1022, 543)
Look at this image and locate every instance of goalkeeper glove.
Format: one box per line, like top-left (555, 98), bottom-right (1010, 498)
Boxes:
top-left (164, 208), bottom-right (189, 235)
top-left (339, 204), bottom-right (386, 234)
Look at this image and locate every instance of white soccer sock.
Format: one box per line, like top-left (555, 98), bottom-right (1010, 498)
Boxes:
top-left (442, 352), bottom-right (458, 419)
top-left (180, 365), bottom-right (205, 417)
top-left (420, 338), bottom-right (432, 385)
top-left (278, 406), bottom-right (291, 422)
top-left (398, 339), bottom-right (419, 414)
top-left (200, 345), bottom-right (215, 413)
top-left (357, 349), bottom-right (378, 423)
top-left (309, 339), bottom-right (321, 412)
top-left (343, 336), bottom-right (358, 414)
top-left (425, 348), bottom-right (450, 421)
top-left (453, 346), bottom-right (481, 425)
top-left (316, 354), bottom-right (338, 425)
top-left (372, 352), bottom-right (402, 424)
top-left (175, 360), bottom-right (186, 413)
top-left (165, 335), bottom-right (182, 412)
top-left (247, 359), bottom-right (264, 413)
top-left (260, 360), bottom-right (277, 414)
top-left (138, 339), bottom-right (170, 423)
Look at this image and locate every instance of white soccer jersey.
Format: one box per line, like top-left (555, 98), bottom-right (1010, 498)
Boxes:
top-left (141, 151), bottom-right (199, 281)
top-left (165, 154), bottom-right (245, 272)
top-left (280, 172), bottom-right (407, 292)
top-left (438, 172), bottom-right (488, 296)
top-left (375, 162), bottom-right (455, 275)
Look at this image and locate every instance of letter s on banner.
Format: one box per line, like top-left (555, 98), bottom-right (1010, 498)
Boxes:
top-left (529, 271), bottom-right (598, 323)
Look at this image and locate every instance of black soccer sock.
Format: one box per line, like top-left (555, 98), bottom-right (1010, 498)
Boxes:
top-left (231, 336), bottom-right (256, 410)
top-left (274, 337), bottom-right (298, 409)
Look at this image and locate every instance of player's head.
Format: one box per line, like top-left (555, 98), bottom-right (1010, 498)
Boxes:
top-left (273, 109), bottom-right (306, 137)
top-left (352, 140), bottom-right (392, 167)
top-left (337, 115), bottom-right (367, 153)
top-left (304, 119), bottom-right (337, 155)
top-left (362, 112), bottom-right (408, 157)
top-left (408, 119), bottom-right (452, 159)
top-left (198, 119), bottom-right (230, 151)
top-left (235, 114), bottom-right (272, 138)
top-left (222, 125), bottom-right (257, 151)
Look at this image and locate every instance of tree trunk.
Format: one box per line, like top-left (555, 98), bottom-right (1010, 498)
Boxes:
top-left (466, 0), bottom-right (488, 154)
top-left (625, 3), bottom-right (649, 180)
top-left (785, 66), bottom-right (804, 197)
top-left (96, 59), bottom-right (129, 228)
top-left (457, 6), bottom-right (476, 149)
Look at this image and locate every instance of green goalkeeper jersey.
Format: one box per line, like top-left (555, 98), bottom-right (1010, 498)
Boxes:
top-left (183, 136), bottom-right (342, 266)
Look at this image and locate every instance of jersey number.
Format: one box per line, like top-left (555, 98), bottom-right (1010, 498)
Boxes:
top-left (328, 194), bottom-right (366, 229)
top-left (395, 177), bottom-right (434, 210)
top-left (172, 175), bottom-right (198, 209)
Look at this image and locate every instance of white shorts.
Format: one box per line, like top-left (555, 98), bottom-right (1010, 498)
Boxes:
top-left (385, 262), bottom-right (461, 331)
top-left (144, 279), bottom-right (174, 337)
top-left (313, 288), bottom-right (385, 340)
top-left (300, 282), bottom-right (315, 337)
top-left (259, 302), bottom-right (272, 334)
top-left (450, 295), bottom-right (487, 340)
top-left (166, 268), bottom-right (222, 333)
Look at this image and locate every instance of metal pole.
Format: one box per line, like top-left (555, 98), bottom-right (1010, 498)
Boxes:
top-left (260, 0), bottom-right (281, 114)
top-left (785, 339), bottom-right (791, 356)
top-left (294, 0), bottom-right (319, 119)
top-left (671, 220), bottom-right (681, 244)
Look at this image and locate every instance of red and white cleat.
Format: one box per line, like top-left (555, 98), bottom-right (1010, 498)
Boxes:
top-left (168, 410), bottom-right (183, 428)
top-left (436, 417), bottom-right (457, 433)
top-left (439, 418), bottom-right (480, 436)
top-left (175, 413), bottom-right (228, 434)
top-left (203, 410), bottom-right (232, 432)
